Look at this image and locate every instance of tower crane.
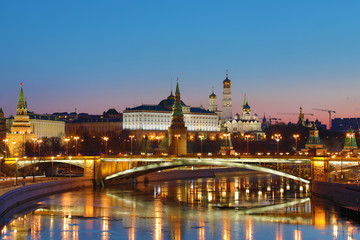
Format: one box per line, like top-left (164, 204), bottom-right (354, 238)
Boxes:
top-left (312, 108), bottom-right (336, 129)
top-left (277, 113), bottom-right (314, 116)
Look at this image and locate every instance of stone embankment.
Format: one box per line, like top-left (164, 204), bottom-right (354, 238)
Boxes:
top-left (0, 177), bottom-right (93, 219)
top-left (312, 181), bottom-right (360, 207)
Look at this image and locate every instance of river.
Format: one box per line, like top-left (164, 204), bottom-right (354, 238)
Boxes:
top-left (1, 171), bottom-right (359, 239)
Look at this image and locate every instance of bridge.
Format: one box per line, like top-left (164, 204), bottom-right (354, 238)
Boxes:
top-left (3, 156), bottom-right (313, 184)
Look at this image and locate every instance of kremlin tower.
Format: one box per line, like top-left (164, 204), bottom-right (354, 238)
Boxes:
top-left (168, 78), bottom-right (187, 156)
top-left (6, 83), bottom-right (36, 157)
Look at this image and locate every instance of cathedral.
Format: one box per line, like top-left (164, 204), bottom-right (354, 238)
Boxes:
top-left (208, 71), bottom-right (264, 139)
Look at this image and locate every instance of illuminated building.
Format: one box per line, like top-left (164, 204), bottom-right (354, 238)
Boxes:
top-left (208, 89), bottom-right (218, 113)
top-left (123, 93), bottom-right (218, 132)
top-left (168, 79), bottom-right (187, 156)
top-left (343, 126), bottom-right (358, 153)
top-left (225, 95), bottom-right (264, 139)
top-left (0, 108), bottom-right (6, 138)
top-left (221, 70), bottom-right (232, 122)
top-left (6, 112), bottom-right (65, 139)
top-left (302, 123), bottom-right (327, 155)
top-left (5, 83), bottom-right (36, 157)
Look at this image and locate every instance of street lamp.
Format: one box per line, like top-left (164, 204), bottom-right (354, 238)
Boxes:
top-left (12, 142), bottom-right (16, 157)
top-left (129, 135), bottom-right (135, 155)
top-left (293, 134), bottom-right (300, 152)
top-left (272, 134), bottom-right (282, 154)
top-left (102, 137), bottom-right (109, 155)
top-left (33, 157), bottom-right (36, 182)
top-left (37, 139), bottom-right (43, 158)
top-left (3, 139), bottom-right (8, 158)
top-left (51, 156), bottom-right (54, 180)
top-left (69, 156), bottom-right (72, 178)
top-left (244, 134), bottom-right (251, 155)
top-left (156, 136), bottom-right (163, 155)
top-left (74, 136), bottom-right (80, 156)
top-left (15, 158), bottom-right (18, 186)
top-left (64, 138), bottom-right (70, 156)
top-left (175, 134), bottom-right (180, 157)
top-left (199, 135), bottom-right (204, 156)
top-left (32, 137), bottom-right (37, 157)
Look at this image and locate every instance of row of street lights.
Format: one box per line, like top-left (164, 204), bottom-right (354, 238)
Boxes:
top-left (3, 132), bottom-right (305, 159)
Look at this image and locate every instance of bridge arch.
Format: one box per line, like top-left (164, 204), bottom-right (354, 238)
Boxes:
top-left (16, 159), bottom-right (85, 170)
top-left (104, 159), bottom-right (310, 184)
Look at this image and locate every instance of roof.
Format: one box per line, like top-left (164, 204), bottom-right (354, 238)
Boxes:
top-left (17, 84), bottom-right (27, 109)
top-left (104, 108), bottom-right (119, 115)
top-left (209, 92), bottom-right (216, 98)
top-left (223, 77), bottom-right (231, 84)
top-left (190, 107), bottom-right (214, 114)
top-left (125, 104), bottom-right (170, 112)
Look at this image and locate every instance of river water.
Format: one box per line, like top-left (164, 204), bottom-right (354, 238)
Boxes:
top-left (1, 171), bottom-right (360, 240)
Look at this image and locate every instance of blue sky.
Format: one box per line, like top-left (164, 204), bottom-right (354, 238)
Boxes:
top-left (1, 1), bottom-right (360, 125)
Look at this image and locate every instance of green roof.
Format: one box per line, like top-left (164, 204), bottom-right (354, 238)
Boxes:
top-left (17, 85), bottom-right (27, 109)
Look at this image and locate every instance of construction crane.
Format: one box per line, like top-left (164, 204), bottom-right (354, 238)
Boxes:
top-left (277, 113), bottom-right (314, 116)
top-left (312, 108), bottom-right (336, 129)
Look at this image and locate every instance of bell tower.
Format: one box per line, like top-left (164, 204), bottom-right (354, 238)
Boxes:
top-left (221, 70), bottom-right (232, 122)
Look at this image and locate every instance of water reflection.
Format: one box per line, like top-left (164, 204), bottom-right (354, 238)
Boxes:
top-left (1, 172), bottom-right (360, 239)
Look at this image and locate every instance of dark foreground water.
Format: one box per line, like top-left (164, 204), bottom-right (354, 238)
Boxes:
top-left (1, 172), bottom-right (360, 240)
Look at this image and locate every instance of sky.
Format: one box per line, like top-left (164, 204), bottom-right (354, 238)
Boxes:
top-left (1, 1), bottom-right (360, 126)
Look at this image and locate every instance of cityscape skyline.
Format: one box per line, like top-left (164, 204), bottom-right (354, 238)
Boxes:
top-left (1, 1), bottom-right (360, 125)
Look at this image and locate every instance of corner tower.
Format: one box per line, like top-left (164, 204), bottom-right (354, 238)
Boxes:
top-left (168, 78), bottom-right (187, 156)
top-left (6, 83), bottom-right (36, 157)
top-left (221, 70), bottom-right (232, 122)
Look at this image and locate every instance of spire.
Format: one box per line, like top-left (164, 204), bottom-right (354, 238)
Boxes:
top-left (243, 93), bottom-right (247, 106)
top-left (17, 83), bottom-right (27, 110)
top-left (172, 77), bottom-right (183, 117)
top-left (226, 69), bottom-right (228, 79)
top-left (175, 77), bottom-right (180, 96)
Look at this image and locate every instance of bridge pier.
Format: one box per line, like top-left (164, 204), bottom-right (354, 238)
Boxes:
top-left (311, 157), bottom-right (330, 182)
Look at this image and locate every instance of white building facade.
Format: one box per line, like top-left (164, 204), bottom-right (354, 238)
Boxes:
top-left (7, 117), bottom-right (65, 138)
top-left (123, 93), bottom-right (219, 132)
top-left (225, 95), bottom-right (264, 139)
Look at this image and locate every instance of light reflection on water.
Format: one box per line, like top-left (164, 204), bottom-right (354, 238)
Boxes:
top-left (1, 172), bottom-right (360, 240)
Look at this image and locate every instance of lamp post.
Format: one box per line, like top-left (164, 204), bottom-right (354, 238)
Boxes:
top-left (199, 135), bottom-right (204, 157)
top-left (32, 137), bottom-right (37, 157)
top-left (175, 134), bottom-right (180, 157)
top-left (33, 157), bottom-right (36, 182)
top-left (272, 134), bottom-right (282, 154)
top-left (51, 156), bottom-right (54, 180)
top-left (12, 142), bottom-right (16, 157)
top-left (102, 137), bottom-right (109, 155)
top-left (3, 139), bottom-right (8, 158)
top-left (37, 139), bottom-right (42, 158)
top-left (15, 158), bottom-right (18, 186)
top-left (129, 135), bottom-right (135, 155)
top-left (69, 156), bottom-right (72, 178)
top-left (74, 136), bottom-right (79, 156)
top-left (156, 136), bottom-right (162, 155)
top-left (244, 134), bottom-right (251, 155)
top-left (64, 138), bottom-right (70, 156)
top-left (293, 134), bottom-right (300, 152)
